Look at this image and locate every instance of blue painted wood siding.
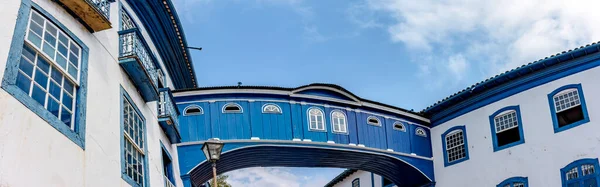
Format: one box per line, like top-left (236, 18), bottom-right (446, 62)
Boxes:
top-left (178, 101), bottom-right (431, 156)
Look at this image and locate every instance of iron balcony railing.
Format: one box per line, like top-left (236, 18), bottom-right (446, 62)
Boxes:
top-left (158, 88), bottom-right (179, 127)
top-left (119, 29), bottom-right (160, 90)
top-left (164, 175), bottom-right (176, 187)
top-left (87, 0), bottom-right (111, 19)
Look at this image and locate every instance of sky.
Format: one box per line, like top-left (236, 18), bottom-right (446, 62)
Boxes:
top-left (171, 0), bottom-right (600, 186)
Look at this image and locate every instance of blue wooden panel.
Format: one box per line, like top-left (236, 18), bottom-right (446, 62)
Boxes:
top-left (290, 103), bottom-right (304, 139)
top-left (252, 102), bottom-right (293, 140)
top-left (356, 113), bottom-right (387, 149)
top-left (178, 102), bottom-right (211, 142)
top-left (119, 58), bottom-right (158, 102)
top-left (410, 125), bottom-right (432, 157)
top-left (212, 101), bottom-right (251, 139)
top-left (346, 110), bottom-right (358, 144)
top-left (301, 104), bottom-right (327, 142)
top-left (385, 119), bottom-right (411, 153)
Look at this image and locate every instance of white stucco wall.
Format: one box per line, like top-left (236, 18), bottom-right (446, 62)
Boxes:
top-left (332, 171), bottom-right (386, 187)
top-left (0, 0), bottom-right (182, 187)
top-left (431, 65), bottom-right (600, 186)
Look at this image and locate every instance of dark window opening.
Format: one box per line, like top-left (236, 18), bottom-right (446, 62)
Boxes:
top-left (557, 105), bottom-right (584, 128)
top-left (162, 150), bottom-right (174, 183)
top-left (367, 117), bottom-right (380, 125)
top-left (496, 127), bottom-right (520, 147)
top-left (383, 177), bottom-right (393, 186)
top-left (393, 124), bottom-right (405, 131)
top-left (185, 107), bottom-right (202, 115)
top-left (352, 178), bottom-right (360, 187)
top-left (224, 105), bottom-right (241, 112)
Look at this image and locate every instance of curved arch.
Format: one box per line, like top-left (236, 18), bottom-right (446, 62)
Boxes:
top-left (222, 103), bottom-right (243, 113)
top-left (560, 158), bottom-right (600, 187)
top-left (291, 85), bottom-right (362, 103)
top-left (307, 107), bottom-right (326, 131)
top-left (393, 122), bottom-right (406, 132)
top-left (187, 144), bottom-right (433, 187)
top-left (488, 105), bottom-right (524, 152)
top-left (415, 127), bottom-right (427, 137)
top-left (183, 105), bottom-right (203, 116)
top-left (330, 110), bottom-right (348, 134)
top-left (262, 103), bottom-right (282, 114)
top-left (367, 116), bottom-right (381, 126)
top-left (497, 176), bottom-right (528, 187)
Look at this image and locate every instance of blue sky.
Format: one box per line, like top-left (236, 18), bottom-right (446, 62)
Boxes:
top-left (172, 0), bottom-right (600, 186)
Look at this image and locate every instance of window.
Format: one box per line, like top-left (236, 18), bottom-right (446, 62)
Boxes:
top-left (352, 178), bottom-right (360, 187)
top-left (262, 104), bottom-right (282, 114)
top-left (184, 105), bottom-right (203, 116)
top-left (497, 177), bottom-right (528, 187)
top-left (442, 126), bottom-right (469, 166)
top-left (489, 106), bottom-right (525, 152)
top-left (331, 110), bottom-right (347, 134)
top-left (561, 158), bottom-right (600, 187)
top-left (393, 122), bottom-right (406, 132)
top-left (1, 4), bottom-right (89, 149)
top-left (367, 116), bottom-right (381, 126)
top-left (121, 90), bottom-right (148, 187)
top-left (222, 103), bottom-right (242, 113)
top-left (161, 142), bottom-right (175, 187)
top-left (548, 84), bottom-right (589, 133)
top-left (308, 108), bottom-right (325, 131)
top-left (416, 127), bottom-right (427, 137)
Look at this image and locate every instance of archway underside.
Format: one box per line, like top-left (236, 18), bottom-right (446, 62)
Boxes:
top-left (189, 145), bottom-right (433, 187)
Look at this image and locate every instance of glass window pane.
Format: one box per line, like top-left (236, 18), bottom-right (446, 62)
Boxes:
top-left (64, 80), bottom-right (74, 95)
top-left (34, 70), bottom-right (48, 87)
top-left (31, 84), bottom-right (45, 105)
top-left (62, 92), bottom-right (73, 110)
top-left (22, 45), bottom-right (36, 61)
top-left (51, 67), bottom-right (62, 82)
top-left (69, 53), bottom-right (78, 65)
top-left (42, 43), bottom-right (55, 59)
top-left (68, 64), bottom-right (77, 78)
top-left (16, 72), bottom-right (31, 93)
top-left (45, 24), bottom-right (57, 36)
top-left (19, 58), bottom-right (34, 76)
top-left (29, 21), bottom-right (43, 36)
top-left (57, 43), bottom-right (68, 57)
top-left (49, 81), bottom-right (61, 99)
top-left (31, 12), bottom-right (44, 25)
top-left (58, 33), bottom-right (68, 45)
top-left (27, 32), bottom-right (42, 47)
top-left (37, 56), bottom-right (50, 73)
top-left (47, 98), bottom-right (60, 117)
top-left (69, 44), bottom-right (80, 55)
top-left (56, 54), bottom-right (67, 69)
top-left (61, 107), bottom-right (72, 127)
top-left (44, 33), bottom-right (56, 47)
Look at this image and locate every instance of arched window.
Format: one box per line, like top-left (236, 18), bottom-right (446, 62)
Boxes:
top-left (442, 126), bottom-right (468, 166)
top-left (489, 105), bottom-right (524, 152)
top-left (497, 177), bottom-right (528, 187)
top-left (222, 103), bottom-right (242, 113)
top-left (367, 116), bottom-right (381, 126)
top-left (262, 104), bottom-right (282, 114)
top-left (308, 108), bottom-right (325, 131)
top-left (548, 84), bottom-right (589, 133)
top-left (561, 158), bottom-right (600, 187)
top-left (416, 127), bottom-right (427, 137)
top-left (331, 110), bottom-right (347, 134)
top-left (393, 122), bottom-right (406, 132)
top-left (183, 105), bottom-right (203, 116)
top-left (352, 178), bottom-right (360, 187)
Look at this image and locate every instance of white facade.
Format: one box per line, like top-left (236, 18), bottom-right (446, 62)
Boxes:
top-left (430, 63), bottom-right (600, 186)
top-left (0, 0), bottom-right (182, 187)
top-left (331, 170), bottom-right (384, 187)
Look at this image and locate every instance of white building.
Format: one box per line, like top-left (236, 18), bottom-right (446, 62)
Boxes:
top-left (325, 170), bottom-right (396, 187)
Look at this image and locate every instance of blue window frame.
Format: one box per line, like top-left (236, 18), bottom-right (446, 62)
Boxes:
top-left (1, 1), bottom-right (89, 149)
top-left (442, 125), bottom-right (469, 167)
top-left (352, 178), bottom-right (360, 187)
top-left (548, 84), bottom-right (589, 133)
top-left (120, 87), bottom-right (149, 187)
top-left (561, 158), bottom-right (600, 187)
top-left (489, 105), bottom-right (525, 152)
top-left (307, 107), bottom-right (326, 131)
top-left (497, 177), bottom-right (528, 187)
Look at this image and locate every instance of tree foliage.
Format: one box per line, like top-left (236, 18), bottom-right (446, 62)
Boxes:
top-left (208, 175), bottom-right (231, 187)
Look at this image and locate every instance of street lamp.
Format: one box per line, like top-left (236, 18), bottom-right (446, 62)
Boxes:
top-left (202, 139), bottom-right (224, 187)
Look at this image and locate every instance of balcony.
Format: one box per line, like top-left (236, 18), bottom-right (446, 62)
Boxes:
top-left (165, 175), bottom-right (176, 187)
top-left (119, 29), bottom-right (160, 102)
top-left (158, 88), bottom-right (181, 143)
top-left (56, 0), bottom-right (112, 32)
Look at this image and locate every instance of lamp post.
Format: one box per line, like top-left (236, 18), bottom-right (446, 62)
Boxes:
top-left (201, 139), bottom-right (224, 187)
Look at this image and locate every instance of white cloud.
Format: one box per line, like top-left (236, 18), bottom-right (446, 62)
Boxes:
top-left (224, 167), bottom-right (333, 187)
top-left (359, 0), bottom-right (600, 88)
